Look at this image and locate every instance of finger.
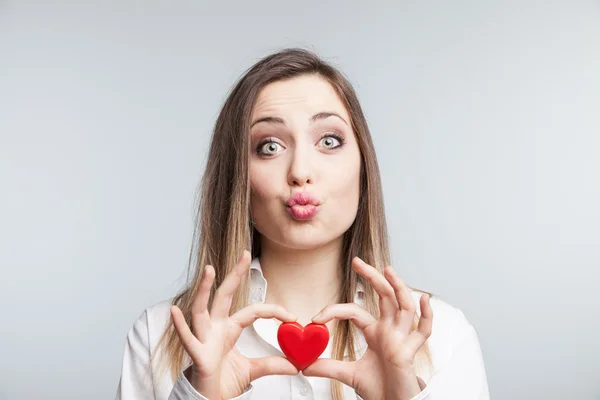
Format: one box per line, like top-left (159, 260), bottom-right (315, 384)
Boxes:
top-left (170, 305), bottom-right (202, 360)
top-left (231, 303), bottom-right (297, 329)
top-left (406, 294), bottom-right (434, 350)
top-left (211, 250), bottom-right (251, 319)
top-left (311, 303), bottom-right (376, 331)
top-left (352, 257), bottom-right (398, 320)
top-left (191, 265), bottom-right (215, 342)
top-left (192, 265), bottom-right (216, 315)
top-left (384, 266), bottom-right (416, 333)
top-left (249, 356), bottom-right (299, 380)
top-left (302, 358), bottom-right (356, 387)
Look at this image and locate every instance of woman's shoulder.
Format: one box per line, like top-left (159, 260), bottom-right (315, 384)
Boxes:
top-left (125, 298), bottom-right (176, 346)
top-left (145, 297), bottom-right (176, 323)
top-left (129, 298), bottom-right (174, 325)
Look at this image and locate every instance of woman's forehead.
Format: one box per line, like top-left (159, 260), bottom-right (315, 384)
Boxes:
top-left (251, 75), bottom-right (349, 121)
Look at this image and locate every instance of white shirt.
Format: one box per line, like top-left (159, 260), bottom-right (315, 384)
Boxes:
top-left (116, 258), bottom-right (490, 400)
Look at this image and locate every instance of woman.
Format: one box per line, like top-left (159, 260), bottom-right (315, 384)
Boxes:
top-left (116, 48), bottom-right (490, 400)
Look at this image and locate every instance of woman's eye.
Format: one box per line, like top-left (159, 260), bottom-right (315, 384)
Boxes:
top-left (258, 141), bottom-right (283, 155)
top-left (320, 135), bottom-right (342, 149)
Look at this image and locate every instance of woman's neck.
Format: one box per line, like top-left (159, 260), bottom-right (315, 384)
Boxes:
top-left (258, 237), bottom-right (344, 327)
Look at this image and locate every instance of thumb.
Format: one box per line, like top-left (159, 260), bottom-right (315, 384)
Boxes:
top-left (249, 356), bottom-right (299, 381)
top-left (302, 359), bottom-right (355, 387)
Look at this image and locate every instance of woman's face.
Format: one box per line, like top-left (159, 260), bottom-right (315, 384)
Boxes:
top-left (249, 74), bottom-right (361, 250)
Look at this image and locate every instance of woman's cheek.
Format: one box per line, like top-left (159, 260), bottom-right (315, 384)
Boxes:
top-left (332, 172), bottom-right (360, 223)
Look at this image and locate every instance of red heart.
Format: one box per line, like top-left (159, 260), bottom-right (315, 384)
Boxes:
top-left (277, 322), bottom-right (329, 371)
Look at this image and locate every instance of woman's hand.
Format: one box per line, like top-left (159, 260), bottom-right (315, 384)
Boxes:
top-left (303, 257), bottom-right (433, 400)
top-left (170, 250), bottom-right (299, 400)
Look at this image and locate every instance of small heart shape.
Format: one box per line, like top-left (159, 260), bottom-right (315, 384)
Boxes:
top-left (277, 321), bottom-right (329, 371)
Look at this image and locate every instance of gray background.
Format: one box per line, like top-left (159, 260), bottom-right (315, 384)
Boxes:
top-left (1, 1), bottom-right (599, 399)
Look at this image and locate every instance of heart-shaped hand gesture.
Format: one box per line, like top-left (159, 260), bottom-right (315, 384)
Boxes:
top-left (302, 257), bottom-right (433, 400)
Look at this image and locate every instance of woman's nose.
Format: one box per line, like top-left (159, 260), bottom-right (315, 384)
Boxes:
top-left (287, 148), bottom-right (314, 187)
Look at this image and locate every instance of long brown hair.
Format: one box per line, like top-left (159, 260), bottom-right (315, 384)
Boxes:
top-left (152, 47), bottom-right (431, 399)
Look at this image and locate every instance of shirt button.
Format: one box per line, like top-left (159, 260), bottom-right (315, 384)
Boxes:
top-left (300, 384), bottom-right (310, 396)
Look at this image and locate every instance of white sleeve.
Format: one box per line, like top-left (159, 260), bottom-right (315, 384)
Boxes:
top-left (426, 308), bottom-right (490, 399)
top-left (169, 371), bottom-right (253, 400)
top-left (355, 380), bottom-right (431, 400)
top-left (115, 311), bottom-right (156, 400)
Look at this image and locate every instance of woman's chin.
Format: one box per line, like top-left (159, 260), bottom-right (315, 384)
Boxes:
top-left (278, 231), bottom-right (342, 251)
top-left (254, 215), bottom-right (348, 250)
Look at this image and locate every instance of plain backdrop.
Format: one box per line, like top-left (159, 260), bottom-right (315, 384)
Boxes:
top-left (1, 1), bottom-right (599, 399)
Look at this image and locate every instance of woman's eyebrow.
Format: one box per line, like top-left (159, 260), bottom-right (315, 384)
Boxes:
top-left (250, 112), bottom-right (348, 128)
